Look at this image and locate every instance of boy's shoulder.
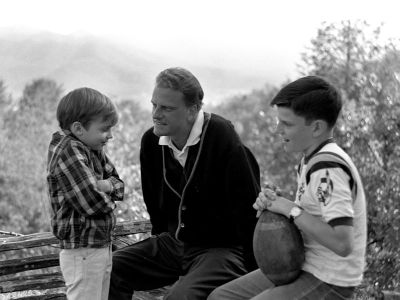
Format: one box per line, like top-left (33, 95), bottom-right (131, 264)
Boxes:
top-left (305, 142), bottom-right (362, 198)
top-left (306, 142), bottom-right (353, 176)
top-left (50, 131), bottom-right (89, 152)
top-left (314, 143), bottom-right (356, 170)
top-left (48, 131), bottom-right (91, 169)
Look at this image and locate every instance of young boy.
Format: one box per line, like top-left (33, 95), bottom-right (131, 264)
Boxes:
top-left (208, 76), bottom-right (367, 300)
top-left (46, 87), bottom-right (124, 300)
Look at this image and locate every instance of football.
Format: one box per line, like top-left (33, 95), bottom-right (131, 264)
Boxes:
top-left (253, 210), bottom-right (305, 285)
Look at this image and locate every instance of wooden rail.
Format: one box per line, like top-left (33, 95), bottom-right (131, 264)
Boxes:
top-left (0, 220), bottom-right (168, 300)
top-left (2, 221), bottom-right (399, 300)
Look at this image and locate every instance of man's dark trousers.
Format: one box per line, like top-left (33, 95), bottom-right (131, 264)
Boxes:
top-left (108, 232), bottom-right (249, 300)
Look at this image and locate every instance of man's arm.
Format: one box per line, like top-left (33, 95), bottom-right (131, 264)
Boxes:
top-left (57, 142), bottom-right (116, 216)
top-left (140, 130), bottom-right (164, 235)
top-left (226, 144), bottom-right (260, 269)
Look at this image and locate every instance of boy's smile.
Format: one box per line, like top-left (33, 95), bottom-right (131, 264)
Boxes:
top-left (276, 107), bottom-right (315, 156)
top-left (77, 118), bottom-right (114, 151)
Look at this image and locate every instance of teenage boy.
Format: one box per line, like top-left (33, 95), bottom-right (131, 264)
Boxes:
top-left (47, 87), bottom-right (124, 300)
top-left (208, 76), bottom-right (367, 300)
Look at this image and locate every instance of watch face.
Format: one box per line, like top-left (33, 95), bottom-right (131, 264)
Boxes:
top-left (291, 207), bottom-right (302, 217)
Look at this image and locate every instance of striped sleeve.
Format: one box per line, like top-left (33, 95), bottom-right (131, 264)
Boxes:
top-left (309, 167), bottom-right (354, 223)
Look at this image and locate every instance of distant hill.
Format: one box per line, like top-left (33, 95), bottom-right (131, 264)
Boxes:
top-left (0, 29), bottom-right (270, 106)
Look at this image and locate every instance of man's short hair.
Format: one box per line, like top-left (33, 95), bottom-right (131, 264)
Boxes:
top-left (271, 76), bottom-right (342, 128)
top-left (57, 87), bottom-right (118, 130)
top-left (156, 67), bottom-right (204, 108)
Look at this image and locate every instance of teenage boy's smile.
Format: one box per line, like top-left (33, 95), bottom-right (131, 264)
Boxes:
top-left (276, 107), bottom-right (314, 155)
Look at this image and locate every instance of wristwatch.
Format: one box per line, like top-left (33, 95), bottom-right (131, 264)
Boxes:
top-left (289, 206), bottom-right (304, 222)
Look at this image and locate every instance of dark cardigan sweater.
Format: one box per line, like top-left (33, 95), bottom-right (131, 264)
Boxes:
top-left (140, 112), bottom-right (260, 269)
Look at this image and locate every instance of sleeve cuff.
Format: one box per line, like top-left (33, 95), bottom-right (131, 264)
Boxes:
top-left (328, 217), bottom-right (353, 227)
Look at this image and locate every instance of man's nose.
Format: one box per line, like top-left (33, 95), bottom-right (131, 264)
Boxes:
top-left (153, 106), bottom-right (161, 118)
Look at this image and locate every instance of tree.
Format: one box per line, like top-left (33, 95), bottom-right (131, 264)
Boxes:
top-left (107, 99), bottom-right (152, 222)
top-left (211, 84), bottom-right (300, 196)
top-left (300, 20), bottom-right (400, 298)
top-left (0, 79), bottom-right (63, 233)
top-left (0, 80), bottom-right (12, 121)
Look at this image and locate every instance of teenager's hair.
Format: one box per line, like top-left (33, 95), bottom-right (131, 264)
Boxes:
top-left (271, 76), bottom-right (342, 128)
top-left (57, 87), bottom-right (118, 130)
top-left (155, 67), bottom-right (204, 108)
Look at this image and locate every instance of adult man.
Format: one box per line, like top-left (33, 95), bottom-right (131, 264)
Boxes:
top-left (109, 67), bottom-right (260, 300)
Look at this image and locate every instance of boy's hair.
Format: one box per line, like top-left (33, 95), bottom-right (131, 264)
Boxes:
top-left (57, 87), bottom-right (118, 130)
top-left (270, 76), bottom-right (342, 128)
top-left (156, 67), bottom-right (204, 109)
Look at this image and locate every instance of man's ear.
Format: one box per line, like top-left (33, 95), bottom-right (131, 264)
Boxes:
top-left (70, 121), bottom-right (84, 136)
top-left (311, 119), bottom-right (328, 137)
top-left (188, 104), bottom-right (199, 121)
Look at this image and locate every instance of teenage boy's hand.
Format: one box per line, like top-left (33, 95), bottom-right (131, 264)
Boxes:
top-left (253, 188), bottom-right (296, 218)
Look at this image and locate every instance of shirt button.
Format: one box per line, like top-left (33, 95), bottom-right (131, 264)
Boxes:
top-left (180, 223), bottom-right (185, 228)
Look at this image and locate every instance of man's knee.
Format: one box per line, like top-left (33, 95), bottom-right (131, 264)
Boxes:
top-left (206, 288), bottom-right (220, 300)
top-left (165, 283), bottom-right (205, 300)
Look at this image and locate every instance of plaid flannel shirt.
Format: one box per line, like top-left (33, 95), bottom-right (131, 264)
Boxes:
top-left (47, 130), bottom-right (124, 249)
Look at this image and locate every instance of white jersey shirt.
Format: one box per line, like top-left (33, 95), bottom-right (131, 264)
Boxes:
top-left (295, 142), bottom-right (367, 287)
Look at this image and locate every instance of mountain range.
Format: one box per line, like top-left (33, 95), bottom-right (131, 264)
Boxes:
top-left (0, 28), bottom-right (271, 106)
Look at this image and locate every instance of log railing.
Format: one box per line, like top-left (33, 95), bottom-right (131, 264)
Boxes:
top-left (0, 220), bottom-right (168, 300)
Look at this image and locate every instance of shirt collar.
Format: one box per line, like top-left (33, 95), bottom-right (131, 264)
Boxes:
top-left (59, 129), bottom-right (102, 155)
top-left (304, 137), bottom-right (335, 164)
top-left (159, 109), bottom-right (204, 150)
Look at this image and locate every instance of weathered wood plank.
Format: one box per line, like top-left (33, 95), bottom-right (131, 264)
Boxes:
top-left (10, 294), bottom-right (66, 300)
top-left (114, 220), bottom-right (152, 237)
top-left (0, 232), bottom-right (58, 252)
top-left (383, 290), bottom-right (400, 300)
top-left (0, 219), bottom-right (163, 299)
top-left (0, 272), bottom-right (65, 293)
top-left (0, 220), bottom-right (151, 252)
top-left (6, 288), bottom-right (168, 300)
top-left (9, 290), bottom-right (168, 300)
top-left (1, 272), bottom-right (62, 283)
top-left (0, 254), bottom-right (59, 276)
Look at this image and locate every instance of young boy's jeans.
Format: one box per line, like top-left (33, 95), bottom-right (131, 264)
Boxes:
top-left (60, 245), bottom-right (112, 300)
top-left (208, 269), bottom-right (355, 300)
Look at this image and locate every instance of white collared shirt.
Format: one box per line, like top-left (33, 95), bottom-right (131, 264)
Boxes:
top-left (159, 110), bottom-right (204, 167)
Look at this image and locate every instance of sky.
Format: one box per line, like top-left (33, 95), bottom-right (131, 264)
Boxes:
top-left (1, 0), bottom-right (400, 86)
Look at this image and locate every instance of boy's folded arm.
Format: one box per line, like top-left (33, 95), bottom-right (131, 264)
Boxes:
top-left (106, 177), bottom-right (124, 201)
top-left (102, 155), bottom-right (124, 201)
top-left (57, 145), bottom-right (116, 216)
